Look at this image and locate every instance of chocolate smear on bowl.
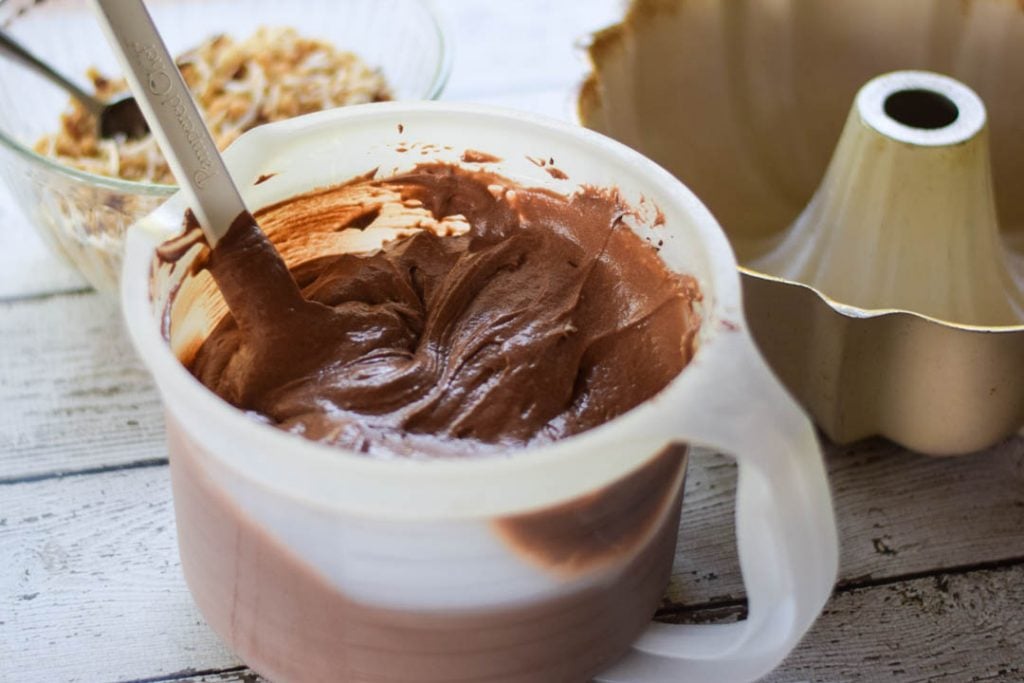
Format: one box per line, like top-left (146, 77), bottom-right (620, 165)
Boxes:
top-left (460, 149), bottom-right (502, 164)
top-left (167, 414), bottom-right (682, 682)
top-left (494, 445), bottom-right (688, 575)
top-left (545, 166), bottom-right (568, 180)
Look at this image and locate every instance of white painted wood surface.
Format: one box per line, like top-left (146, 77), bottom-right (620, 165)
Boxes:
top-left (0, 292), bottom-right (165, 481)
top-left (2, 1), bottom-right (1023, 682)
top-left (0, 185), bottom-right (87, 301)
top-left (1, 466), bottom-right (236, 683)
top-left (160, 565), bottom-right (1024, 683)
top-left (3, 439), bottom-right (1022, 681)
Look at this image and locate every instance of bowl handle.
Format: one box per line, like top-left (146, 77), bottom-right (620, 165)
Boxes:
top-left (596, 329), bottom-right (838, 683)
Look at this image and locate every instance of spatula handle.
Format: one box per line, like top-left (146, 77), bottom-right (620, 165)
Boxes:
top-left (90, 0), bottom-right (245, 246)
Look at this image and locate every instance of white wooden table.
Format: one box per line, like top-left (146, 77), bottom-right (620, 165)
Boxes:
top-left (2, 2), bottom-right (1023, 681)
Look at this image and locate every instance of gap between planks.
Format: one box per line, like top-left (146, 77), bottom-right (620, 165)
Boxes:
top-left (3, 440), bottom-right (1024, 682)
top-left (0, 457), bottom-right (169, 486)
top-left (110, 562), bottom-right (1024, 683)
top-left (3, 420), bottom-right (1023, 608)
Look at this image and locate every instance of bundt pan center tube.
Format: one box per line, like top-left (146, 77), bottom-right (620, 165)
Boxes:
top-left (751, 71), bottom-right (1024, 326)
top-left (580, 0), bottom-right (1024, 455)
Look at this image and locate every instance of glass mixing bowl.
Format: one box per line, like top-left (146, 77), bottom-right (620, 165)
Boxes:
top-left (0, 0), bottom-right (450, 294)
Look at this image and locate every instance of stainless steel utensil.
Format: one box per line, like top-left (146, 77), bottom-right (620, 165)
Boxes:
top-left (0, 27), bottom-right (147, 140)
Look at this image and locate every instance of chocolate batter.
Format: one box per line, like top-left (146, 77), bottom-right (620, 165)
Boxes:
top-left (186, 164), bottom-right (700, 458)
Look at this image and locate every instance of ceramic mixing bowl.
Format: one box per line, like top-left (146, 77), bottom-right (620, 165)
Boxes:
top-left (122, 102), bottom-right (837, 683)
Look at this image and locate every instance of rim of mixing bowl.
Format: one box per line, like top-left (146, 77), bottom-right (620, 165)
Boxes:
top-left (123, 101), bottom-right (744, 519)
top-left (0, 0), bottom-right (452, 197)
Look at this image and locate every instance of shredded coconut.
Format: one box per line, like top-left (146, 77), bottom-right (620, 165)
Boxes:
top-left (35, 27), bottom-right (391, 184)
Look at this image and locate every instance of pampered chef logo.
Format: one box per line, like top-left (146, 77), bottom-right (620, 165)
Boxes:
top-left (131, 41), bottom-right (215, 188)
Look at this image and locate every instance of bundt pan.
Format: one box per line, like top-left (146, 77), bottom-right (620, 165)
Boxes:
top-left (579, 0), bottom-right (1024, 456)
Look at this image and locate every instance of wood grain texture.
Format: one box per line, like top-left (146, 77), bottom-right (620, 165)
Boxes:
top-left (111, 565), bottom-right (1024, 683)
top-left (0, 291), bottom-right (166, 481)
top-left (827, 437), bottom-right (1024, 587)
top-left (667, 436), bottom-right (1024, 608)
top-left (2, 440), bottom-right (1023, 682)
top-left (763, 565), bottom-right (1024, 682)
top-left (0, 466), bottom-right (238, 683)
top-left (2, 2), bottom-right (1023, 682)
top-left (0, 183), bottom-right (87, 302)
top-left (163, 669), bottom-right (265, 683)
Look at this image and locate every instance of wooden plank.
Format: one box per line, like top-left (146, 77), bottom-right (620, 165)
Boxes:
top-left (166, 669), bottom-right (264, 683)
top-left (827, 436), bottom-right (1024, 588)
top-left (0, 466), bottom-right (238, 683)
top-left (762, 564), bottom-right (1024, 682)
top-left (0, 291), bottom-right (166, 481)
top-left (668, 435), bottom-right (1024, 607)
top-left (111, 565), bottom-right (1024, 683)
top-left (0, 183), bottom-right (87, 301)
top-left (3, 438), bottom-right (1023, 682)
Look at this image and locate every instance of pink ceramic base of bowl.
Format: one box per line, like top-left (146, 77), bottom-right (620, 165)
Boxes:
top-left (168, 418), bottom-right (685, 683)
